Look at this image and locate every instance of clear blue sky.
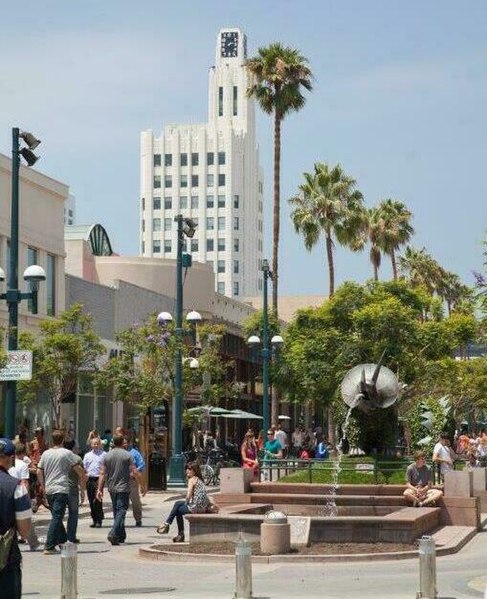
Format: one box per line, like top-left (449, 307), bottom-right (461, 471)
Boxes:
top-left (1, 1), bottom-right (486, 295)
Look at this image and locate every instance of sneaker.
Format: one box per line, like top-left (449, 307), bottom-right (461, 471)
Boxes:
top-left (43, 549), bottom-right (59, 555)
top-left (89, 523), bottom-right (97, 528)
top-left (418, 501), bottom-right (424, 507)
top-left (172, 534), bottom-right (185, 543)
top-left (29, 540), bottom-right (41, 551)
top-left (135, 521), bottom-right (142, 527)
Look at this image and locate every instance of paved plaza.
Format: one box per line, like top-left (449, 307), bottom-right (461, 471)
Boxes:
top-left (21, 492), bottom-right (487, 599)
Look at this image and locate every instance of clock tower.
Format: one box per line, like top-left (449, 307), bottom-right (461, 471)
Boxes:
top-left (141, 28), bottom-right (264, 299)
top-left (208, 28), bottom-right (253, 134)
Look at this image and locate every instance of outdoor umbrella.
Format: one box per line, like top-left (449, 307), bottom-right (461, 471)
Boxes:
top-left (186, 406), bottom-right (230, 415)
top-left (220, 409), bottom-right (263, 420)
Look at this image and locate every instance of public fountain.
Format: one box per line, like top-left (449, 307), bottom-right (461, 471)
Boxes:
top-left (323, 353), bottom-right (400, 516)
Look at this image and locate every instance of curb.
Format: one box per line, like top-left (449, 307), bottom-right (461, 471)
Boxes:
top-left (138, 527), bottom-right (478, 564)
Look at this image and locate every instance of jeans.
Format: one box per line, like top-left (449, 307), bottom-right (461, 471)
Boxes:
top-left (109, 491), bottom-right (129, 542)
top-left (166, 499), bottom-right (190, 534)
top-left (46, 493), bottom-right (69, 550)
top-left (0, 565), bottom-right (21, 599)
top-left (67, 491), bottom-right (79, 542)
top-left (87, 478), bottom-right (104, 524)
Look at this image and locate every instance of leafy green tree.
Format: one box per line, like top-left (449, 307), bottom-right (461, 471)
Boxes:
top-left (289, 162), bottom-right (367, 296)
top-left (96, 316), bottom-right (234, 415)
top-left (247, 43), bottom-right (312, 315)
top-left (18, 304), bottom-right (104, 429)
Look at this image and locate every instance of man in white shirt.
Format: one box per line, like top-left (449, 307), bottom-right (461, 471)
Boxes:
top-left (274, 423), bottom-right (288, 458)
top-left (432, 432), bottom-right (453, 482)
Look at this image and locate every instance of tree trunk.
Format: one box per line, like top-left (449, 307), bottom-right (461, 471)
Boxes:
top-left (272, 111), bottom-right (281, 316)
top-left (391, 249), bottom-right (398, 280)
top-left (325, 231), bottom-right (335, 296)
top-left (373, 263), bottom-right (379, 281)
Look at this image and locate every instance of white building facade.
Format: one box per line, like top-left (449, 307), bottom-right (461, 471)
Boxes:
top-left (140, 28), bottom-right (264, 298)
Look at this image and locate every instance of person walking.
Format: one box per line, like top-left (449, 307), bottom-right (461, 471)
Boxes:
top-left (156, 461), bottom-right (211, 542)
top-left (37, 430), bottom-right (86, 555)
top-left (28, 427), bottom-right (48, 512)
top-left (96, 434), bottom-right (140, 546)
top-left (0, 438), bottom-right (33, 598)
top-left (82, 437), bottom-right (105, 528)
top-left (64, 440), bottom-right (86, 544)
top-left (8, 444), bottom-right (40, 551)
top-left (123, 438), bottom-right (146, 527)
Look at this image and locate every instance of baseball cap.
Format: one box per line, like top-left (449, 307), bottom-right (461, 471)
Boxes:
top-left (0, 438), bottom-right (15, 457)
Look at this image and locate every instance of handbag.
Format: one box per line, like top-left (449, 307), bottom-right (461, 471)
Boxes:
top-left (0, 528), bottom-right (15, 572)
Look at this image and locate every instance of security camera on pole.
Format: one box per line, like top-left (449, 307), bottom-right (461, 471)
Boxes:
top-left (0, 128), bottom-right (45, 439)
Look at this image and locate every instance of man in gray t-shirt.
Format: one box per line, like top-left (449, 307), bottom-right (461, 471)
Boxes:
top-left (403, 451), bottom-right (443, 507)
top-left (37, 431), bottom-right (86, 553)
top-left (96, 434), bottom-right (139, 545)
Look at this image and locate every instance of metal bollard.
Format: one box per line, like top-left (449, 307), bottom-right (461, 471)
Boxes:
top-left (234, 537), bottom-right (252, 599)
top-left (417, 535), bottom-right (437, 598)
top-left (60, 541), bottom-right (78, 599)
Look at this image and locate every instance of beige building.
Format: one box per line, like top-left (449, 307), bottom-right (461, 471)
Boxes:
top-left (243, 294), bottom-right (327, 323)
top-left (0, 153), bottom-right (67, 326)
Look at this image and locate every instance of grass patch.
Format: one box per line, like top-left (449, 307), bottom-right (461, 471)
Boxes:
top-left (276, 456), bottom-right (411, 485)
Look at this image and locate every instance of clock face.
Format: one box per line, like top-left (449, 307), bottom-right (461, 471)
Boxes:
top-left (221, 31), bottom-right (238, 58)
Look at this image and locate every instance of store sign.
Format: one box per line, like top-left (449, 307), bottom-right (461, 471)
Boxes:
top-left (0, 350), bottom-right (33, 381)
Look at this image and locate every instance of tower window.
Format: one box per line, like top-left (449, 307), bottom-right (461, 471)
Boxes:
top-left (218, 87), bottom-right (223, 117)
top-left (191, 152), bottom-right (199, 166)
top-left (180, 153), bottom-right (188, 166)
top-left (218, 152), bottom-right (226, 165)
top-left (207, 152), bottom-right (214, 166)
top-left (218, 174), bottom-right (225, 187)
top-left (153, 154), bottom-right (161, 167)
top-left (233, 86), bottom-right (238, 116)
top-left (153, 197), bottom-right (161, 210)
top-left (165, 154), bottom-right (172, 167)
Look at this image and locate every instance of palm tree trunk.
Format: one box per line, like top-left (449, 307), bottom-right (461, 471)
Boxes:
top-left (373, 263), bottom-right (379, 281)
top-left (325, 230), bottom-right (335, 296)
top-left (391, 249), bottom-right (398, 280)
top-left (272, 110), bottom-right (281, 316)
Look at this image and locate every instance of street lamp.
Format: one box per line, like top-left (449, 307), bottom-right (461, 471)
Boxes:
top-left (157, 307), bottom-right (201, 486)
top-left (157, 212), bottom-right (200, 486)
top-left (1, 128), bottom-right (45, 438)
top-left (247, 259), bottom-right (283, 432)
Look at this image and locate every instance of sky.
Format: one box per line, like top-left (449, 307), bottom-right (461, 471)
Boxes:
top-left (1, 1), bottom-right (486, 296)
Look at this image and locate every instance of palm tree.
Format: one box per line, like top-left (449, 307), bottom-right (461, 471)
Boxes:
top-left (289, 162), bottom-right (367, 296)
top-left (377, 199), bottom-right (414, 280)
top-left (398, 246), bottom-right (442, 294)
top-left (247, 43), bottom-right (312, 315)
top-left (367, 206), bottom-right (385, 281)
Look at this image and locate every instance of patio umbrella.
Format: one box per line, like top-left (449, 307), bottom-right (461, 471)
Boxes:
top-left (220, 409), bottom-right (263, 420)
top-left (186, 406), bottom-right (230, 416)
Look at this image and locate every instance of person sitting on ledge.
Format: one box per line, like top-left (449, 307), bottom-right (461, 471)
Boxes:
top-left (156, 461), bottom-right (217, 543)
top-left (403, 450), bottom-right (443, 507)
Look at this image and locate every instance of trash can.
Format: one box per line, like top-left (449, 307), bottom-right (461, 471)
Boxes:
top-left (148, 452), bottom-right (167, 490)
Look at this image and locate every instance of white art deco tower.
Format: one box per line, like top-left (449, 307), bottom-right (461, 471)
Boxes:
top-left (140, 28), bottom-right (264, 298)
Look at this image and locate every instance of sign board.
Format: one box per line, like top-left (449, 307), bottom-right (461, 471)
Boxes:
top-left (355, 463), bottom-right (375, 472)
top-left (0, 350), bottom-right (33, 381)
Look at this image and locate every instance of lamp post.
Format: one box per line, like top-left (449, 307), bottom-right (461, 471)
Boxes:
top-left (247, 260), bottom-right (283, 433)
top-left (157, 214), bottom-right (198, 487)
top-left (1, 128), bottom-right (44, 439)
